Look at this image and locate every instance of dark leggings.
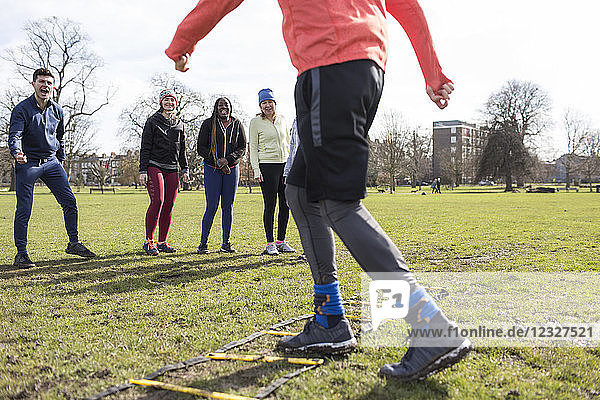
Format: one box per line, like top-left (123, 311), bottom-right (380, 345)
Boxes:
top-left (145, 166), bottom-right (179, 242)
top-left (259, 163), bottom-right (289, 242)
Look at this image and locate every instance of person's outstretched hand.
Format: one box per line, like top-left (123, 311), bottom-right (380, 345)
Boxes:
top-left (427, 82), bottom-right (454, 109)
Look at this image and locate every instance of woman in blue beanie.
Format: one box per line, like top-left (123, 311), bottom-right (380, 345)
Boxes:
top-left (249, 89), bottom-right (296, 255)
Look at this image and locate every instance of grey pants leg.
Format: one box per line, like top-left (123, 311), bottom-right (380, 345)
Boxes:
top-left (319, 198), bottom-right (411, 275)
top-left (286, 184), bottom-right (416, 286)
top-left (286, 184), bottom-right (337, 285)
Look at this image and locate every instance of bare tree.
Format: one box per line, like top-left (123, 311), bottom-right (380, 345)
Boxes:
top-left (238, 152), bottom-right (254, 193)
top-left (366, 137), bottom-right (382, 188)
top-left (438, 148), bottom-right (463, 188)
top-left (559, 109), bottom-right (589, 188)
top-left (579, 129), bottom-right (600, 191)
top-left (404, 127), bottom-right (431, 189)
top-left (2, 17), bottom-right (111, 178)
top-left (88, 159), bottom-right (110, 191)
top-left (374, 111), bottom-right (407, 193)
top-left (119, 73), bottom-right (209, 146)
top-left (478, 80), bottom-right (551, 191)
top-left (0, 85), bottom-right (27, 190)
top-left (116, 150), bottom-right (141, 188)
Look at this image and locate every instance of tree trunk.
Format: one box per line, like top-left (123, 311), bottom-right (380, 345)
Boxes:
top-left (565, 169), bottom-right (571, 188)
top-left (9, 166), bottom-right (15, 192)
top-left (505, 174), bottom-right (513, 192)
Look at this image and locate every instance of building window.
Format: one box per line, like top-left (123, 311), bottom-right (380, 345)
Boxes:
top-left (450, 146), bottom-right (456, 153)
top-left (451, 136), bottom-right (457, 143)
top-left (451, 127), bottom-right (456, 134)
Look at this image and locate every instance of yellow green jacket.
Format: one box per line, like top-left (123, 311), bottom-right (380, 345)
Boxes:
top-left (249, 115), bottom-right (290, 178)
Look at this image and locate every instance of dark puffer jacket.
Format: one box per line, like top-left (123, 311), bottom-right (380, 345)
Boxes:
top-left (139, 111), bottom-right (188, 173)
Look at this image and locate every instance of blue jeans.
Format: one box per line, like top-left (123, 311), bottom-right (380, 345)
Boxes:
top-left (201, 164), bottom-right (239, 244)
top-left (14, 158), bottom-right (78, 253)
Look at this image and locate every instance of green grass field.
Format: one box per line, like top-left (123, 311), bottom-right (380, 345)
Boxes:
top-left (0, 186), bottom-right (599, 399)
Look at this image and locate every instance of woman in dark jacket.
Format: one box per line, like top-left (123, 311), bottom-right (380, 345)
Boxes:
top-left (197, 97), bottom-right (246, 253)
top-left (139, 89), bottom-right (189, 255)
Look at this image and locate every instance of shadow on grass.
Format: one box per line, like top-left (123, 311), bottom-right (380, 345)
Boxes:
top-left (365, 378), bottom-right (449, 400)
top-left (0, 250), bottom-right (304, 297)
top-left (132, 362), bottom-right (314, 400)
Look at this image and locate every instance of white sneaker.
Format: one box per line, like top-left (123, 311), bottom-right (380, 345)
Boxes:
top-left (264, 242), bottom-right (279, 255)
top-left (277, 241), bottom-right (296, 253)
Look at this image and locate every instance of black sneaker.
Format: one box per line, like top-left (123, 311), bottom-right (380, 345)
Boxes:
top-left (197, 243), bottom-right (209, 254)
top-left (143, 241), bottom-right (159, 256)
top-left (66, 242), bottom-right (96, 258)
top-left (220, 242), bottom-right (236, 253)
top-left (379, 322), bottom-right (472, 381)
top-left (14, 253), bottom-right (36, 268)
top-left (156, 242), bottom-right (176, 253)
top-left (277, 317), bottom-right (357, 355)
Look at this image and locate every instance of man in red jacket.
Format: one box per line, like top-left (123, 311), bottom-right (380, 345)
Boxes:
top-left (166, 0), bottom-right (470, 381)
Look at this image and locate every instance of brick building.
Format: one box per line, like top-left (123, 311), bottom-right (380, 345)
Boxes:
top-left (432, 120), bottom-right (485, 184)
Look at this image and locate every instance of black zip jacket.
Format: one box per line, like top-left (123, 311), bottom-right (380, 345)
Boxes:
top-left (197, 116), bottom-right (246, 168)
top-left (139, 111), bottom-right (188, 173)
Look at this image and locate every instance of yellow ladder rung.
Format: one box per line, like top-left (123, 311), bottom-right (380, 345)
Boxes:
top-left (262, 330), bottom-right (299, 336)
top-left (129, 378), bottom-right (257, 400)
top-left (207, 352), bottom-right (324, 366)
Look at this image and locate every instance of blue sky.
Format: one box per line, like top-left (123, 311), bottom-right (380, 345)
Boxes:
top-left (1, 0), bottom-right (599, 160)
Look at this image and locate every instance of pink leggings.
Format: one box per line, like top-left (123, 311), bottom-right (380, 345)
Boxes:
top-left (146, 166), bottom-right (179, 242)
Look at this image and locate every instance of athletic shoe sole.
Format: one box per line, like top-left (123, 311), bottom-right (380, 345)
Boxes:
top-left (380, 338), bottom-right (473, 382)
top-left (278, 338), bottom-right (357, 355)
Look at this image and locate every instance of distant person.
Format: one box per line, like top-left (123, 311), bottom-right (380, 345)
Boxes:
top-left (431, 179), bottom-right (437, 194)
top-left (248, 89), bottom-right (296, 255)
top-left (165, 0), bottom-right (470, 382)
top-left (139, 89), bottom-right (189, 256)
top-left (436, 177), bottom-right (441, 193)
top-left (9, 68), bottom-right (96, 268)
top-left (196, 97), bottom-right (246, 254)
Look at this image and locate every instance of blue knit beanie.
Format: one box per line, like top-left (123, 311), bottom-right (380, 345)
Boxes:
top-left (258, 88), bottom-right (276, 105)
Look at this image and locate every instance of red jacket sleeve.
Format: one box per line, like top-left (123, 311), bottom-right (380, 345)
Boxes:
top-left (386, 0), bottom-right (451, 91)
top-left (165, 0), bottom-right (245, 61)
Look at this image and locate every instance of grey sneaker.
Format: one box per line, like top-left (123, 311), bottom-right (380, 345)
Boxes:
top-left (14, 253), bottom-right (36, 269)
top-left (276, 241), bottom-right (296, 253)
top-left (264, 242), bottom-right (279, 255)
top-left (277, 317), bottom-right (357, 355)
top-left (379, 321), bottom-right (472, 381)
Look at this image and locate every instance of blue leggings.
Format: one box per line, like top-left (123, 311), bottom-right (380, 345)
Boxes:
top-left (201, 164), bottom-right (239, 244)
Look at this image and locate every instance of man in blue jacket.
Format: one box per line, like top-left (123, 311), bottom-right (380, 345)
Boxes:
top-left (9, 68), bottom-right (96, 268)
